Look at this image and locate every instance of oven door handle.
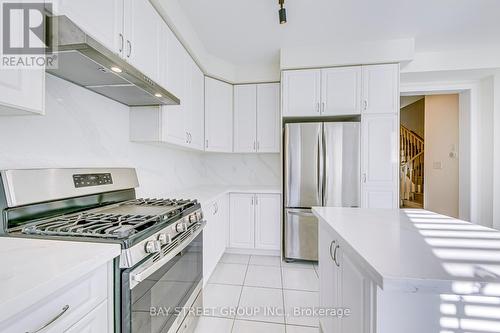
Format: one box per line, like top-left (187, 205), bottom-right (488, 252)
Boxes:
top-left (129, 221), bottom-right (205, 289)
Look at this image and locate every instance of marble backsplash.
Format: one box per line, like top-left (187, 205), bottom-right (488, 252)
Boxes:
top-left (0, 75), bottom-right (280, 197)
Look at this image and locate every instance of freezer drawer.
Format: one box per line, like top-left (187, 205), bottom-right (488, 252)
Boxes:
top-left (284, 209), bottom-right (318, 261)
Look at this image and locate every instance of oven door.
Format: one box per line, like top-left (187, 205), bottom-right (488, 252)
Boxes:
top-left (121, 224), bottom-right (204, 333)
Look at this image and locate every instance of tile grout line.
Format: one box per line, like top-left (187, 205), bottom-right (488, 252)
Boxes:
top-left (280, 258), bottom-right (287, 333)
top-left (230, 256), bottom-right (251, 333)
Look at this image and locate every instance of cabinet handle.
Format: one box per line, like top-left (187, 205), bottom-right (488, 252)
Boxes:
top-left (213, 203), bottom-right (217, 215)
top-left (316, 102), bottom-right (320, 113)
top-left (321, 102), bottom-right (325, 113)
top-left (251, 197), bottom-right (254, 206)
top-left (255, 195), bottom-right (258, 205)
top-left (118, 33), bottom-right (124, 53)
top-left (186, 132), bottom-right (189, 143)
top-left (329, 241), bottom-right (336, 261)
top-left (362, 173), bottom-right (367, 183)
top-left (26, 304), bottom-right (69, 333)
top-left (256, 141), bottom-right (260, 151)
top-left (363, 100), bottom-right (368, 111)
top-left (253, 141), bottom-right (256, 151)
top-left (205, 139), bottom-right (209, 148)
top-left (333, 244), bottom-right (340, 267)
top-left (188, 133), bottom-right (192, 144)
top-left (126, 40), bottom-right (132, 58)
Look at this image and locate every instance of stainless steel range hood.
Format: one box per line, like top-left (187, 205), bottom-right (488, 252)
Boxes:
top-left (46, 15), bottom-right (180, 106)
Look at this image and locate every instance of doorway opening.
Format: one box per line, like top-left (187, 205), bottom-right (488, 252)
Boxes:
top-left (399, 94), bottom-right (460, 218)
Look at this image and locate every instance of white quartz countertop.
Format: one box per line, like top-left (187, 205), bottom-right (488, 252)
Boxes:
top-left (164, 185), bottom-right (281, 207)
top-left (313, 207), bottom-right (500, 294)
top-left (0, 237), bottom-right (121, 322)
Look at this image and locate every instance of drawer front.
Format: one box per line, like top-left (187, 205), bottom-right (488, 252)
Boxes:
top-left (64, 301), bottom-right (109, 333)
top-left (0, 264), bottom-right (109, 333)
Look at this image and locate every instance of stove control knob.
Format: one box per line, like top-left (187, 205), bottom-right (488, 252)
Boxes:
top-left (145, 240), bottom-right (161, 254)
top-left (189, 214), bottom-right (197, 223)
top-left (196, 211), bottom-right (203, 221)
top-left (158, 233), bottom-right (168, 245)
top-left (175, 223), bottom-right (185, 232)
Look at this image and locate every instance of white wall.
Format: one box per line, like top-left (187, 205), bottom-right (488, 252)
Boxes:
top-left (424, 95), bottom-right (460, 218)
top-left (0, 75), bottom-right (280, 198)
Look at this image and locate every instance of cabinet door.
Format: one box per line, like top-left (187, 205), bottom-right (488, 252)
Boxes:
top-left (203, 201), bottom-right (218, 282)
top-left (362, 64), bottom-right (399, 114)
top-left (254, 194), bottom-right (280, 250)
top-left (282, 69), bottom-right (321, 117)
top-left (234, 85), bottom-right (257, 153)
top-left (215, 196), bottom-right (229, 258)
top-left (339, 248), bottom-right (373, 333)
top-left (51, 0), bottom-right (124, 56)
top-left (229, 194), bottom-right (255, 249)
top-left (162, 32), bottom-right (188, 147)
top-left (256, 83), bottom-right (280, 153)
top-left (123, 0), bottom-right (160, 82)
top-left (361, 114), bottom-right (399, 208)
top-left (321, 66), bottom-right (361, 116)
top-left (318, 222), bottom-right (340, 333)
top-left (205, 77), bottom-right (233, 152)
top-left (188, 61), bottom-right (205, 150)
top-left (0, 69), bottom-right (45, 116)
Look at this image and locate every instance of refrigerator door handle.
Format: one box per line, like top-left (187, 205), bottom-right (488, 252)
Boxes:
top-left (287, 209), bottom-right (315, 217)
top-left (317, 128), bottom-right (324, 205)
top-left (322, 124), bottom-right (327, 206)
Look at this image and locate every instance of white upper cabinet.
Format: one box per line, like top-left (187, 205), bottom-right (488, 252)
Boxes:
top-left (362, 64), bottom-right (399, 114)
top-left (123, 0), bottom-right (160, 82)
top-left (188, 60), bottom-right (205, 150)
top-left (205, 77), bottom-right (233, 152)
top-left (321, 66), bottom-right (362, 116)
top-left (51, 0), bottom-right (124, 56)
top-left (361, 114), bottom-right (399, 208)
top-left (234, 85), bottom-right (257, 153)
top-left (234, 83), bottom-right (280, 153)
top-left (256, 83), bottom-right (280, 153)
top-left (0, 69), bottom-right (45, 116)
top-left (282, 69), bottom-right (321, 117)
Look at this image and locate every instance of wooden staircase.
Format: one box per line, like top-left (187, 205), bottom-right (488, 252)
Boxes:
top-left (400, 125), bottom-right (424, 208)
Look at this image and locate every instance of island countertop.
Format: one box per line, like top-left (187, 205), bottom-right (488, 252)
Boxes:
top-left (312, 207), bottom-right (500, 294)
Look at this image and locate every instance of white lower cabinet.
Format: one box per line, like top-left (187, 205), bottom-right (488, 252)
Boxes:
top-left (203, 195), bottom-right (228, 282)
top-left (0, 262), bottom-right (114, 333)
top-left (229, 193), bottom-right (255, 249)
top-left (64, 301), bottom-right (108, 332)
top-left (229, 193), bottom-right (280, 251)
top-left (319, 221), bottom-right (374, 333)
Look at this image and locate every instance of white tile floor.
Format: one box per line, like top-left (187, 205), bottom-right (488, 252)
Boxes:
top-left (194, 253), bottom-right (320, 333)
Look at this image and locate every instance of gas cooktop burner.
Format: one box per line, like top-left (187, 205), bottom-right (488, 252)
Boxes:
top-left (21, 198), bottom-right (198, 239)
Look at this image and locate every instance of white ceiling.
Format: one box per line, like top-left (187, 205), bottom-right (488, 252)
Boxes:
top-left (178, 0), bottom-right (500, 68)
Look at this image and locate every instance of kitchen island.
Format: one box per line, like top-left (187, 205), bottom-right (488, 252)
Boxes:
top-left (313, 207), bottom-right (500, 333)
top-left (0, 237), bottom-right (120, 332)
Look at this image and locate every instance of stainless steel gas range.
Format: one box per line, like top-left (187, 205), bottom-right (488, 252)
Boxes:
top-left (0, 168), bottom-right (204, 333)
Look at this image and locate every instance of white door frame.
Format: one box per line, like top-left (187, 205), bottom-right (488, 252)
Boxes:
top-left (400, 81), bottom-right (480, 222)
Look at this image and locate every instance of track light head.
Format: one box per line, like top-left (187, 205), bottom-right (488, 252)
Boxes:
top-left (278, 0), bottom-right (287, 24)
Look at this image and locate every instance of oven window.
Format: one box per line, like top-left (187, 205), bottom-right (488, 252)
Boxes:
top-left (125, 232), bottom-right (203, 333)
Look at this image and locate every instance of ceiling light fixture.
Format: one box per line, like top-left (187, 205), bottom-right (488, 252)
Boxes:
top-left (110, 66), bottom-right (122, 73)
top-left (154, 93), bottom-right (163, 98)
top-left (278, 0), bottom-right (286, 24)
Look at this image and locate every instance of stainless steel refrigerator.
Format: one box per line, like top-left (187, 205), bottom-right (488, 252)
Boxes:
top-left (283, 122), bottom-right (360, 261)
